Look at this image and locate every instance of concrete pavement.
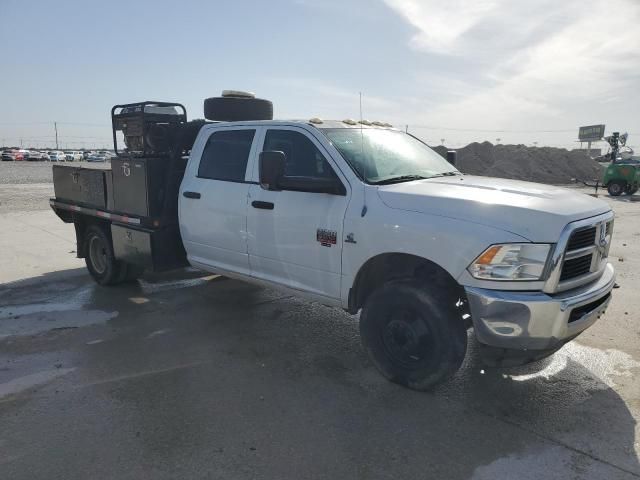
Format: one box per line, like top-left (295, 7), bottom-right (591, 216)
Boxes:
top-left (0, 186), bottom-right (638, 479)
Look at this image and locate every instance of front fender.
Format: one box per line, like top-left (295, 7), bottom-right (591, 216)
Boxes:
top-left (340, 201), bottom-right (529, 308)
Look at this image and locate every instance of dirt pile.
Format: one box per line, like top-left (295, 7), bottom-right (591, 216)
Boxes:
top-left (432, 142), bottom-right (603, 184)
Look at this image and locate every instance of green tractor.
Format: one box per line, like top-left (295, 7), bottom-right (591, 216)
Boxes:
top-left (601, 132), bottom-right (639, 196)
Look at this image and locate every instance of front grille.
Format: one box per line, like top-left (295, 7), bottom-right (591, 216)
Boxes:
top-left (567, 226), bottom-right (596, 250)
top-left (560, 254), bottom-right (592, 281)
top-left (568, 293), bottom-right (610, 323)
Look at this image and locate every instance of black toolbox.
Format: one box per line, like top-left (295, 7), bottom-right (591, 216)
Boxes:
top-left (52, 164), bottom-right (112, 209)
top-left (111, 156), bottom-right (187, 220)
top-left (111, 223), bottom-right (187, 271)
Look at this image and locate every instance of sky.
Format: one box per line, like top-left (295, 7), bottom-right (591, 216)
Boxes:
top-left (1, 0), bottom-right (638, 150)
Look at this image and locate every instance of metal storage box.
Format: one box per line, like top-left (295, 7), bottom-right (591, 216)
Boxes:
top-left (111, 157), bottom-right (168, 218)
top-left (52, 165), bottom-right (110, 209)
top-left (111, 224), bottom-right (187, 271)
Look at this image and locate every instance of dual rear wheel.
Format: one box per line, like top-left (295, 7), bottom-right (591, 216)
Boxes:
top-left (84, 225), bottom-right (143, 286)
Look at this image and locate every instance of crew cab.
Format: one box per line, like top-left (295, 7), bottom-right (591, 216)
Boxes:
top-left (50, 96), bottom-right (615, 390)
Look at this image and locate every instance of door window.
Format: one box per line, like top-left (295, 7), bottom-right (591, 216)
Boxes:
top-left (264, 130), bottom-right (336, 179)
top-left (198, 129), bottom-right (256, 182)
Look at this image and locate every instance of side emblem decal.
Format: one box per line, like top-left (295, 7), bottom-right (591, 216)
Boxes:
top-left (317, 229), bottom-right (337, 247)
top-left (345, 233), bottom-right (357, 244)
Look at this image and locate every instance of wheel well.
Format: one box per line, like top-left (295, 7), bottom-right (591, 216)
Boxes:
top-left (348, 253), bottom-right (464, 314)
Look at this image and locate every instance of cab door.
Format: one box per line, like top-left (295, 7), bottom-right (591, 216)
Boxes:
top-left (246, 127), bottom-right (350, 299)
top-left (179, 126), bottom-right (259, 276)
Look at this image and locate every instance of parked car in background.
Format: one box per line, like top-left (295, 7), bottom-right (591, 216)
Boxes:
top-left (15, 149), bottom-right (29, 161)
top-left (65, 151), bottom-right (83, 162)
top-left (1, 149), bottom-right (18, 161)
top-left (86, 152), bottom-right (107, 162)
top-left (41, 151), bottom-right (50, 161)
top-left (48, 151), bottom-right (67, 162)
top-left (83, 151), bottom-right (92, 160)
top-left (26, 150), bottom-right (47, 161)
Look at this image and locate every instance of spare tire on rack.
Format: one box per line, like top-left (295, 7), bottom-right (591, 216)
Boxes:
top-left (204, 90), bottom-right (273, 122)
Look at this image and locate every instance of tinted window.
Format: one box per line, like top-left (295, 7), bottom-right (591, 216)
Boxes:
top-left (198, 129), bottom-right (255, 182)
top-left (264, 130), bottom-right (335, 179)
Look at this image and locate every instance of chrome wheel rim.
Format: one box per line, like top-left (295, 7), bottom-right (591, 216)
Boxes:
top-left (89, 235), bottom-right (107, 274)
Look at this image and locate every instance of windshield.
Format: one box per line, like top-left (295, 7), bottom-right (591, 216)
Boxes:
top-left (322, 128), bottom-right (458, 184)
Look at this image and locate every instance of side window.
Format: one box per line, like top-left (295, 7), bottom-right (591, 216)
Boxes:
top-left (264, 130), bottom-right (336, 179)
top-left (198, 129), bottom-right (255, 182)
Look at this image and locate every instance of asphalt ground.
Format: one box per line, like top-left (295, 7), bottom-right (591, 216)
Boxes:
top-left (0, 161), bottom-right (639, 479)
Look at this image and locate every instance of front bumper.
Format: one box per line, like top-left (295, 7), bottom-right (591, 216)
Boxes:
top-left (465, 262), bottom-right (615, 352)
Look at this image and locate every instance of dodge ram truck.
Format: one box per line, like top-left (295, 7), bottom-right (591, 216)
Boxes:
top-left (50, 93), bottom-right (615, 390)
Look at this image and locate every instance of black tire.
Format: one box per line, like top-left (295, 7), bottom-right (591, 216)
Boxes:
top-left (623, 184), bottom-right (638, 195)
top-left (359, 279), bottom-right (467, 391)
top-left (607, 181), bottom-right (625, 196)
top-left (84, 225), bottom-right (123, 286)
top-left (204, 96), bottom-right (273, 121)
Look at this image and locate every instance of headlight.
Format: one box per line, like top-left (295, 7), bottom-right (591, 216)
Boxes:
top-left (468, 243), bottom-right (551, 281)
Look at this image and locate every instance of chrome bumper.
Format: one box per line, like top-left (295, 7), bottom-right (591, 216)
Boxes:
top-left (465, 263), bottom-right (615, 350)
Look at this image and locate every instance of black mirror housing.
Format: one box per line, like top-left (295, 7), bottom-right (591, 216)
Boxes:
top-left (259, 151), bottom-right (286, 191)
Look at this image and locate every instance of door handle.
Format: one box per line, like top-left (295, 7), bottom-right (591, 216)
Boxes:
top-left (251, 200), bottom-right (274, 210)
top-left (183, 191), bottom-right (201, 199)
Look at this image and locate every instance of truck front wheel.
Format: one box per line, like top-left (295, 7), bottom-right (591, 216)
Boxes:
top-left (84, 225), bottom-right (123, 286)
top-left (607, 181), bottom-right (625, 196)
top-left (359, 280), bottom-right (467, 391)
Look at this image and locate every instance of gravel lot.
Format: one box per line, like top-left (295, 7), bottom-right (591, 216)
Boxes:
top-left (0, 161), bottom-right (109, 212)
top-left (0, 161), bottom-right (55, 184)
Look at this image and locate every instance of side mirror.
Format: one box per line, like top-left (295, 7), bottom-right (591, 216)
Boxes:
top-left (259, 151), bottom-right (286, 191)
top-left (446, 150), bottom-right (457, 167)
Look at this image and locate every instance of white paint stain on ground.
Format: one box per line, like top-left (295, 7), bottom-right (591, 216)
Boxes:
top-left (511, 342), bottom-right (640, 389)
top-left (0, 285), bottom-right (118, 338)
top-left (146, 329), bottom-right (170, 339)
top-left (471, 445), bottom-right (629, 480)
top-left (0, 285), bottom-right (93, 320)
top-left (138, 275), bottom-right (216, 295)
top-left (0, 368), bottom-right (75, 399)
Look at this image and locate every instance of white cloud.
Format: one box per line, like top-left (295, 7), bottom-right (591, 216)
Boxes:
top-left (383, 0), bottom-right (499, 54)
top-left (383, 0), bottom-right (640, 145)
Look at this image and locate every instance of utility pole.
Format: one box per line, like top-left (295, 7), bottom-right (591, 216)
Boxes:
top-left (54, 122), bottom-right (59, 150)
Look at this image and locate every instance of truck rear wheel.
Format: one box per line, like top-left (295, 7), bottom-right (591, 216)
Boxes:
top-left (607, 181), bottom-right (625, 196)
top-left (624, 184), bottom-right (638, 195)
top-left (359, 279), bottom-right (467, 391)
top-left (84, 225), bottom-right (123, 286)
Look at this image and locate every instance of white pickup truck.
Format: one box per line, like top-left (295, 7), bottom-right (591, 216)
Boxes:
top-left (51, 96), bottom-right (615, 390)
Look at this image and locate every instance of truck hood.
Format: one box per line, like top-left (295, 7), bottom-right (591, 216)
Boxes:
top-left (377, 175), bottom-right (610, 241)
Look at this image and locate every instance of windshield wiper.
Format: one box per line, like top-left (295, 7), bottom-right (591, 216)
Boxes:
top-left (425, 171), bottom-right (462, 179)
top-left (370, 175), bottom-right (429, 185)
